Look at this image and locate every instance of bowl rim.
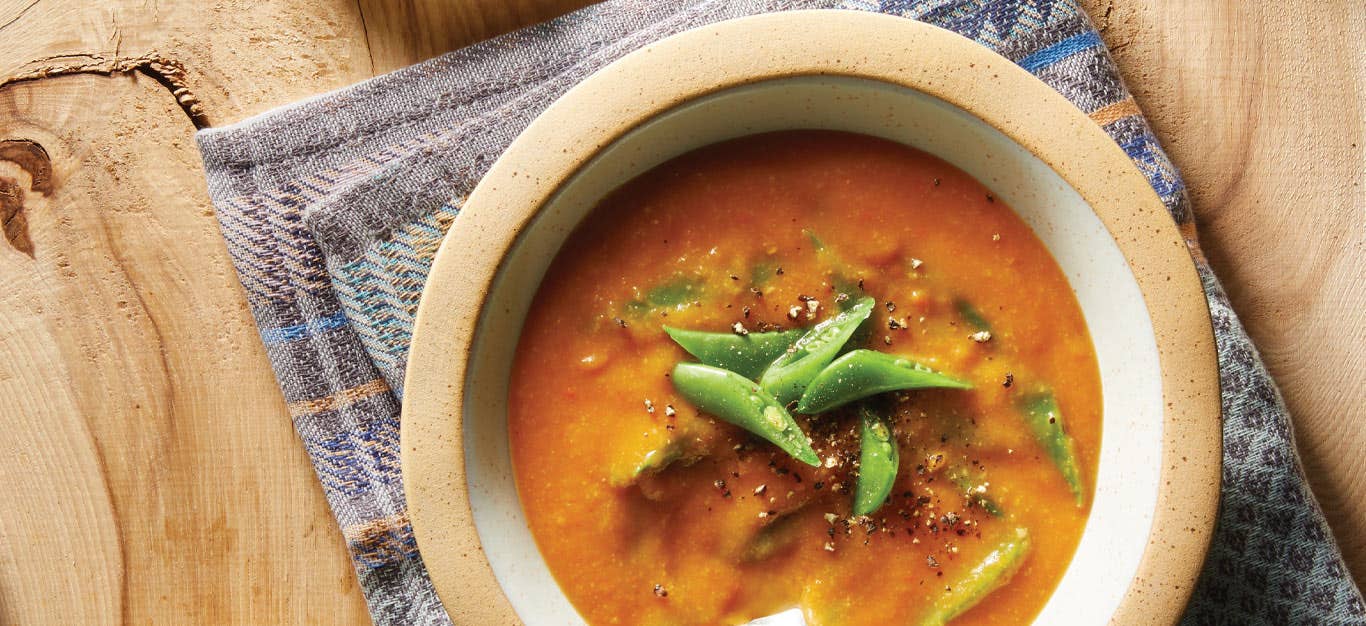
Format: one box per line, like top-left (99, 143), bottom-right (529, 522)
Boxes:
top-left (401, 10), bottom-right (1221, 625)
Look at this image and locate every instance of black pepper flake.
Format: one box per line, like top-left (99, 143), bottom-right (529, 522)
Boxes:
top-left (743, 306), bottom-right (751, 319)
top-left (750, 287), bottom-right (763, 298)
top-left (927, 555), bottom-right (940, 568)
top-left (654, 584), bottom-right (668, 598)
top-left (814, 481), bottom-right (825, 490)
top-left (614, 317), bottom-right (628, 328)
top-left (730, 274), bottom-right (740, 281)
top-left (1003, 373), bottom-right (1014, 388)
top-left (1049, 417), bottom-right (1057, 424)
top-left (986, 194), bottom-right (995, 203)
top-left (776, 267), bottom-right (785, 275)
top-left (857, 278), bottom-right (865, 290)
top-left (886, 301), bottom-right (896, 312)
top-left (933, 178), bottom-right (941, 186)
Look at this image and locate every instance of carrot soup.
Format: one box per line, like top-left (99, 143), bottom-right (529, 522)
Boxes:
top-left (508, 130), bottom-right (1102, 625)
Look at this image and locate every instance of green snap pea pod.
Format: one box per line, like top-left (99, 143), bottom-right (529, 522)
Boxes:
top-left (664, 327), bottom-right (803, 380)
top-left (623, 276), bottom-right (703, 315)
top-left (609, 434), bottom-right (706, 488)
top-left (795, 349), bottom-right (972, 414)
top-left (805, 229), bottom-right (862, 303)
top-left (954, 298), bottom-right (991, 332)
top-left (1019, 392), bottom-right (1086, 506)
top-left (749, 258), bottom-right (780, 286)
top-left (759, 296), bottom-right (876, 406)
top-left (739, 495), bottom-right (816, 562)
top-left (741, 512), bottom-right (804, 562)
top-left (671, 363), bottom-right (820, 467)
top-left (852, 404), bottom-right (899, 516)
top-left (921, 527), bottom-right (1031, 626)
top-left (947, 467), bottom-right (1004, 518)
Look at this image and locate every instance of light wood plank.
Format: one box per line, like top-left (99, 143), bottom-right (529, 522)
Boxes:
top-left (357, 0), bottom-right (593, 74)
top-left (1083, 0), bottom-right (1366, 588)
top-left (0, 72), bottom-right (372, 624)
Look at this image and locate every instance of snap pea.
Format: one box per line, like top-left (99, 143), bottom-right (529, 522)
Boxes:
top-left (805, 229), bottom-right (862, 303)
top-left (954, 298), bottom-right (991, 332)
top-left (664, 327), bottom-right (803, 381)
top-left (671, 363), bottom-right (820, 467)
top-left (1018, 391), bottom-right (1086, 506)
top-left (624, 275), bottom-right (703, 315)
top-left (795, 349), bottom-right (972, 414)
top-left (609, 434), bottom-right (705, 488)
top-left (741, 512), bottom-right (805, 562)
top-left (749, 258), bottom-right (780, 286)
top-left (739, 495), bottom-right (815, 562)
top-left (852, 404), bottom-right (899, 516)
top-left (921, 527), bottom-right (1031, 626)
top-left (759, 296), bottom-right (876, 406)
top-left (947, 467), bottom-right (1003, 518)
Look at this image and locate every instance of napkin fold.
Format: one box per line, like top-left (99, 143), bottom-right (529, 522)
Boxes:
top-left (197, 0), bottom-right (1366, 624)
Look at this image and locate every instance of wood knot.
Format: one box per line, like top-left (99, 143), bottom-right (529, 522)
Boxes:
top-left (0, 139), bottom-right (53, 258)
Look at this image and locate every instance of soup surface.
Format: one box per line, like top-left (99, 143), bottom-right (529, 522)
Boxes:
top-left (508, 131), bottom-right (1101, 625)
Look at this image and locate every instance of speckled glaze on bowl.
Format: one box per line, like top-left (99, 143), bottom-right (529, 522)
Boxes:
top-left (401, 10), bottom-right (1220, 626)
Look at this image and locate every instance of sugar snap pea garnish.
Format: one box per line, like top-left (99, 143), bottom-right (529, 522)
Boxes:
top-left (921, 527), bottom-right (1031, 626)
top-left (947, 466), bottom-right (1003, 517)
top-left (1018, 391), bottom-right (1085, 506)
top-left (795, 349), bottom-right (972, 414)
top-left (759, 296), bottom-right (876, 406)
top-left (853, 403), bottom-right (899, 516)
top-left (664, 327), bottom-right (803, 381)
top-left (671, 363), bottom-right (820, 467)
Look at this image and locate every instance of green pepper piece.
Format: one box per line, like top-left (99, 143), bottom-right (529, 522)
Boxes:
top-left (947, 467), bottom-right (1004, 518)
top-left (1018, 392), bottom-right (1085, 506)
top-left (795, 349), bottom-right (972, 414)
top-left (664, 327), bottom-right (804, 381)
top-left (955, 298), bottom-right (991, 332)
top-left (759, 297), bottom-right (876, 406)
top-left (853, 404), bottom-right (899, 516)
top-left (671, 363), bottom-right (820, 467)
top-left (921, 527), bottom-right (1031, 626)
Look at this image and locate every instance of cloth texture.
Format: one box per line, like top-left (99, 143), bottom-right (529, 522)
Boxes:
top-left (196, 1), bottom-right (1366, 624)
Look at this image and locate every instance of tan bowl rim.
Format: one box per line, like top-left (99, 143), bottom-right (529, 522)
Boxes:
top-left (402, 10), bottom-right (1221, 625)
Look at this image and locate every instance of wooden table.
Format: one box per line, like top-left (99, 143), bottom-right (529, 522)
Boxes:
top-left (0, 1), bottom-right (1361, 622)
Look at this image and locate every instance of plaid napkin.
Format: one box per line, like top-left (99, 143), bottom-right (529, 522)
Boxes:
top-left (196, 1), bottom-right (1366, 624)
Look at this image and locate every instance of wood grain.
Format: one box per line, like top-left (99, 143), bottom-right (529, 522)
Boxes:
top-left (1081, 0), bottom-right (1366, 588)
top-left (0, 0), bottom-right (1360, 623)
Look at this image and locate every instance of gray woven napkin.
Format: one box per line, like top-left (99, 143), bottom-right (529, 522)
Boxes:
top-left (196, 0), bottom-right (1366, 624)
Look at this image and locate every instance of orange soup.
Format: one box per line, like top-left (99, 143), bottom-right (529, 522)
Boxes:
top-left (508, 131), bottom-right (1101, 625)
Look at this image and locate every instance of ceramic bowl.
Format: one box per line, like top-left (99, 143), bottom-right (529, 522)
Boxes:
top-left (402, 10), bottom-right (1220, 625)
